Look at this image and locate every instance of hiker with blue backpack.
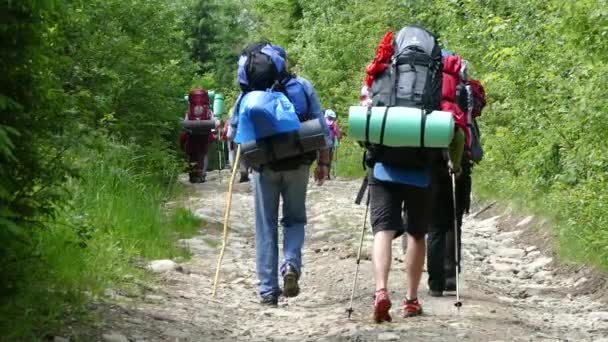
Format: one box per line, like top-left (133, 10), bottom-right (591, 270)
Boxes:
top-left (230, 42), bottom-right (331, 306)
top-left (350, 26), bottom-right (466, 322)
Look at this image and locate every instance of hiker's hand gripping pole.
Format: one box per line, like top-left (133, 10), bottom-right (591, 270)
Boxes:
top-left (212, 144), bottom-right (241, 298)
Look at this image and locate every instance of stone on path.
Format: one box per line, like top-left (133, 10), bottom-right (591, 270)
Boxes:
top-left (497, 247), bottom-right (525, 258)
top-left (102, 332), bottom-right (129, 342)
top-left (589, 311), bottom-right (608, 321)
top-left (525, 256), bottom-right (553, 272)
top-left (532, 270), bottom-right (553, 283)
top-left (377, 332), bottom-right (400, 341)
top-left (147, 259), bottom-right (181, 273)
top-left (492, 263), bottom-right (513, 273)
top-left (516, 216), bottom-right (534, 227)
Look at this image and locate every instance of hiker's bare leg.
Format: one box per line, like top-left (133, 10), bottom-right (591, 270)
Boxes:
top-left (405, 233), bottom-right (426, 299)
top-left (373, 230), bottom-right (396, 291)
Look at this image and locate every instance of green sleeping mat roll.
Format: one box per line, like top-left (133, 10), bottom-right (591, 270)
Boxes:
top-left (213, 94), bottom-right (225, 117)
top-left (348, 106), bottom-right (454, 148)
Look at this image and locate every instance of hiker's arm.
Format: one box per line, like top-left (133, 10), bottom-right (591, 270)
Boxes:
top-left (448, 127), bottom-right (465, 172)
top-left (228, 94), bottom-right (243, 141)
top-left (299, 79), bottom-right (331, 165)
top-left (300, 79), bottom-right (331, 151)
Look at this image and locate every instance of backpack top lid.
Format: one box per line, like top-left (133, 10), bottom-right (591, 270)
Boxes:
top-left (237, 42), bottom-right (287, 91)
top-left (188, 89), bottom-right (210, 119)
top-left (189, 89), bottom-right (209, 105)
top-left (394, 26), bottom-right (439, 56)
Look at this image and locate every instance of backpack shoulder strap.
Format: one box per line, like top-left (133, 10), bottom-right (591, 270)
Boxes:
top-left (293, 77), bottom-right (313, 118)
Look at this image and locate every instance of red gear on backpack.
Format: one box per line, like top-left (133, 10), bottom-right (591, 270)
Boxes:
top-left (365, 32), bottom-right (394, 88)
top-left (440, 55), bottom-right (469, 145)
top-left (187, 89), bottom-right (212, 121)
top-left (469, 79), bottom-right (486, 118)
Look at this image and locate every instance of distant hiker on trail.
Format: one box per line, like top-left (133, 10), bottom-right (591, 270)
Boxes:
top-left (426, 51), bottom-right (470, 297)
top-left (180, 89), bottom-right (220, 183)
top-left (324, 109), bottom-right (342, 179)
top-left (358, 26), bottom-right (465, 322)
top-left (230, 42), bottom-right (331, 306)
top-left (221, 107), bottom-right (249, 183)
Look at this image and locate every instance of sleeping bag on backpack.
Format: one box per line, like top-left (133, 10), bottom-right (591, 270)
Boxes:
top-left (234, 90), bottom-right (300, 144)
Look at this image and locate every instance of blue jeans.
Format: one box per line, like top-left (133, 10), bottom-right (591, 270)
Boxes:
top-left (252, 164), bottom-right (310, 297)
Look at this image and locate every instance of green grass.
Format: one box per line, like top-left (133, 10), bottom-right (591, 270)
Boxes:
top-left (333, 138), bottom-right (366, 178)
top-left (0, 139), bottom-right (202, 340)
top-left (473, 165), bottom-right (608, 272)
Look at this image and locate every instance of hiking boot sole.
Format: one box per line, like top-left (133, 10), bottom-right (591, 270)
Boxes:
top-left (283, 273), bottom-right (300, 297)
top-left (403, 307), bottom-right (423, 318)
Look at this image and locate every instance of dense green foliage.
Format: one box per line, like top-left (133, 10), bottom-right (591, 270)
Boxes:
top-left (242, 0), bottom-right (607, 267)
top-left (1, 0), bottom-right (203, 338)
top-left (2, 0), bottom-right (606, 338)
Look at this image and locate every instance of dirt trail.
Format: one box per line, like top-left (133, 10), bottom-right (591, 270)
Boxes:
top-left (92, 174), bottom-right (608, 342)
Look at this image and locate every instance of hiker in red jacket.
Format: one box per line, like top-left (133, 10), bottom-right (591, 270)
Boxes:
top-left (181, 89), bottom-right (220, 183)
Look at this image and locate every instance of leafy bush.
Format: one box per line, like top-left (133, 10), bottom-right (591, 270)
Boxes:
top-left (242, 0), bottom-right (608, 269)
top-left (0, 136), bottom-right (202, 339)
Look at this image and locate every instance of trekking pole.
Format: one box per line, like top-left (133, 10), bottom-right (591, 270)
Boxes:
top-left (332, 145), bottom-right (338, 179)
top-left (217, 140), bottom-right (223, 183)
top-left (451, 172), bottom-right (463, 309)
top-left (211, 144), bottom-right (241, 298)
top-left (346, 193), bottom-right (370, 319)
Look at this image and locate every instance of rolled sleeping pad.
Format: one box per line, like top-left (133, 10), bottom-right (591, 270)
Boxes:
top-left (241, 118), bottom-right (327, 167)
top-left (181, 120), bottom-right (216, 135)
top-left (348, 106), bottom-right (454, 148)
top-left (213, 93), bottom-right (225, 117)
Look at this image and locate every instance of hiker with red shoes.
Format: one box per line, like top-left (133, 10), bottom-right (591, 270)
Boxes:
top-left (427, 51), bottom-right (487, 297)
top-left (360, 26), bottom-right (466, 322)
top-left (180, 89), bottom-right (220, 183)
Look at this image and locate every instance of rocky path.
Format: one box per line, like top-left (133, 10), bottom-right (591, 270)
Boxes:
top-left (94, 174), bottom-right (608, 342)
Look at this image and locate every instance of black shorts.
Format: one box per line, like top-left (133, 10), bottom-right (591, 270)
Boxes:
top-left (368, 173), bottom-right (434, 240)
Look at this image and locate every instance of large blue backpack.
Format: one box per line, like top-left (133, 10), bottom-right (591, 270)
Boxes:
top-left (235, 42), bottom-right (316, 170)
top-left (236, 42), bottom-right (311, 121)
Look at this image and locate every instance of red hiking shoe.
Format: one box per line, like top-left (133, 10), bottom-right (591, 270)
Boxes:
top-left (372, 289), bottom-right (392, 323)
top-left (402, 298), bottom-right (423, 317)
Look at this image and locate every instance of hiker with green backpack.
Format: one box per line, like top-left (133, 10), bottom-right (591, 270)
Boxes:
top-left (350, 26), bottom-right (466, 322)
